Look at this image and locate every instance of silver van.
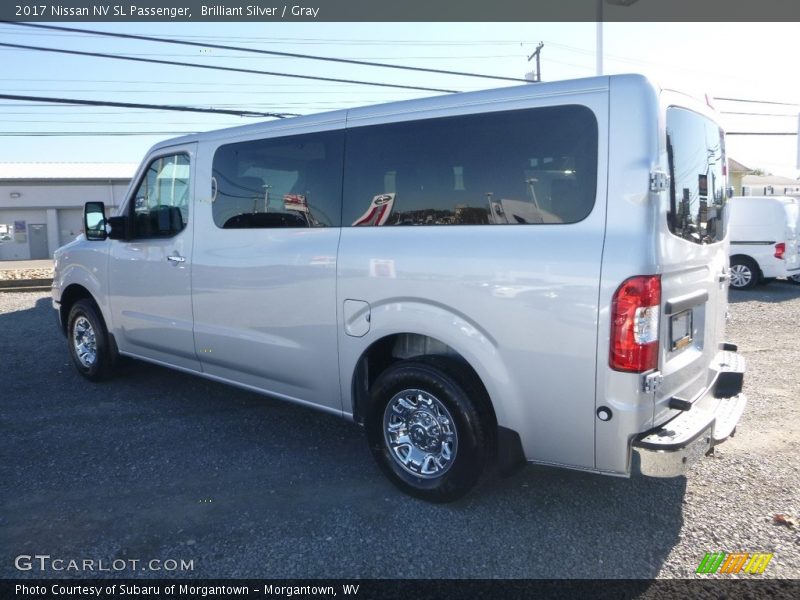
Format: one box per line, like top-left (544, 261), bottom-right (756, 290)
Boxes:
top-left (53, 74), bottom-right (746, 502)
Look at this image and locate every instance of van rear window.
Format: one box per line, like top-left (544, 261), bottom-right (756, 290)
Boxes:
top-left (666, 107), bottom-right (727, 244)
top-left (342, 105), bottom-right (598, 226)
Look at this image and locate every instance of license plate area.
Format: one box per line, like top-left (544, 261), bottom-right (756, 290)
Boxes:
top-left (670, 309), bottom-right (693, 351)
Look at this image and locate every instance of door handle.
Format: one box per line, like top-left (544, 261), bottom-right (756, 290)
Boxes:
top-left (167, 254), bottom-right (186, 263)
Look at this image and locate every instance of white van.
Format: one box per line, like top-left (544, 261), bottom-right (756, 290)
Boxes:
top-left (53, 75), bottom-right (747, 502)
top-left (727, 196), bottom-right (800, 289)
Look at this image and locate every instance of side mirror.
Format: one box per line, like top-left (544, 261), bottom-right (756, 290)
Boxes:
top-left (84, 202), bottom-right (107, 241)
top-left (107, 216), bottom-right (129, 240)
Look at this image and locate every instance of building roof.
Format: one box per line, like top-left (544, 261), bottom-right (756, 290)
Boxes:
top-left (0, 163), bottom-right (138, 181)
top-left (728, 158), bottom-right (753, 174)
top-left (742, 174), bottom-right (800, 186)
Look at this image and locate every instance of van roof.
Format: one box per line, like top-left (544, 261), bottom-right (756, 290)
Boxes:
top-left (148, 73), bottom-right (660, 153)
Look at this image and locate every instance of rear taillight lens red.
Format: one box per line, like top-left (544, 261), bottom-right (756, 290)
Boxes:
top-left (775, 242), bottom-right (786, 260)
top-left (610, 275), bottom-right (661, 373)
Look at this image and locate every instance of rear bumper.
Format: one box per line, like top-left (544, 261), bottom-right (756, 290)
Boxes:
top-left (631, 350), bottom-right (747, 478)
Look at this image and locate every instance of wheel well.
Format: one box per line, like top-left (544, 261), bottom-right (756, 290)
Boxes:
top-left (730, 254), bottom-right (761, 272)
top-left (351, 333), bottom-right (496, 429)
top-left (730, 253), bottom-right (756, 265)
top-left (59, 284), bottom-right (95, 335)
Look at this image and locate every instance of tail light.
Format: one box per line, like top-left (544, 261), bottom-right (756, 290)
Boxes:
top-left (610, 275), bottom-right (661, 373)
top-left (775, 242), bottom-right (786, 260)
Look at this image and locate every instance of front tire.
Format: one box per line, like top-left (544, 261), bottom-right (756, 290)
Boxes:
top-left (366, 357), bottom-right (495, 503)
top-left (729, 257), bottom-right (760, 290)
top-left (67, 299), bottom-right (116, 381)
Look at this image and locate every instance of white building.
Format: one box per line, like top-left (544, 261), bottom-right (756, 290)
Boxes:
top-left (0, 163), bottom-right (136, 260)
top-left (740, 174), bottom-right (800, 198)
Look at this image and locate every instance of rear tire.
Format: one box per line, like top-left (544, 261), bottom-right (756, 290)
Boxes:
top-left (729, 257), bottom-right (760, 290)
top-left (790, 273), bottom-right (800, 285)
top-left (366, 356), bottom-right (495, 503)
top-left (67, 299), bottom-right (116, 381)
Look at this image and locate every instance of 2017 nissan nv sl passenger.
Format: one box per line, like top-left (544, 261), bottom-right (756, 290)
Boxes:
top-left (53, 74), bottom-right (747, 502)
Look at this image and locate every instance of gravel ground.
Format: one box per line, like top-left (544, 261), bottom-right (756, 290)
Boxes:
top-left (656, 281), bottom-right (800, 578)
top-left (0, 284), bottom-right (798, 580)
top-left (0, 268), bottom-right (53, 280)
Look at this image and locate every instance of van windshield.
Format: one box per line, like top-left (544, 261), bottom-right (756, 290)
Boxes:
top-left (666, 107), bottom-right (727, 244)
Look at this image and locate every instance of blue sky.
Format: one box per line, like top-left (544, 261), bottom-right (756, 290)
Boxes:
top-left (1, 21), bottom-right (798, 176)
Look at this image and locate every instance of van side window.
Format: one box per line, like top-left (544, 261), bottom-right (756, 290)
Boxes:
top-left (666, 107), bottom-right (727, 244)
top-left (212, 131), bottom-right (344, 228)
top-left (343, 105), bottom-right (598, 226)
top-left (128, 154), bottom-right (190, 239)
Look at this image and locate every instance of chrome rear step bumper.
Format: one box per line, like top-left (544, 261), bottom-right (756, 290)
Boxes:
top-left (631, 350), bottom-right (747, 478)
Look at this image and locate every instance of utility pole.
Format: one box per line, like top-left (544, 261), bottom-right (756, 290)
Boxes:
top-left (526, 42), bottom-right (544, 83)
top-left (597, 0), bottom-right (640, 76)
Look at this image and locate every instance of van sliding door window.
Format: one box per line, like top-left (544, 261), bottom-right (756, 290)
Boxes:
top-left (129, 154), bottom-right (190, 239)
top-left (342, 105), bottom-right (598, 226)
top-left (211, 130), bottom-right (344, 229)
top-left (666, 107), bottom-right (727, 244)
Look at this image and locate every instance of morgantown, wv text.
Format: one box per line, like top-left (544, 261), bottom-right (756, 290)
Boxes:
top-left (16, 583), bottom-right (360, 597)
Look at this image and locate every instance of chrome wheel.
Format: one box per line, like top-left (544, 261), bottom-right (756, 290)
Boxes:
top-left (383, 389), bottom-right (458, 478)
top-left (72, 316), bottom-right (97, 368)
top-left (730, 264), bottom-right (753, 289)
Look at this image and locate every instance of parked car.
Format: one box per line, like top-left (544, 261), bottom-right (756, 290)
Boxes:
top-left (727, 195), bottom-right (800, 289)
top-left (52, 74), bottom-right (746, 502)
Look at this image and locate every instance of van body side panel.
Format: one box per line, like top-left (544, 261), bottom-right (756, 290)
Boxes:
top-left (107, 142), bottom-right (200, 370)
top-left (594, 76), bottom-right (663, 474)
top-left (190, 121), bottom-right (345, 413)
top-left (338, 88), bottom-right (610, 469)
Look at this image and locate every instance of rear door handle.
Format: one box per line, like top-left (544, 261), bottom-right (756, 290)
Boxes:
top-left (167, 254), bottom-right (186, 263)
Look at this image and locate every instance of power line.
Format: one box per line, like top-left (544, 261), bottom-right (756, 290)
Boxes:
top-left (0, 94), bottom-right (296, 118)
top-left (0, 132), bottom-right (199, 136)
top-left (0, 27), bottom-right (528, 46)
top-left (7, 22), bottom-right (528, 84)
top-left (726, 132), bottom-right (796, 136)
top-left (0, 42), bottom-right (459, 95)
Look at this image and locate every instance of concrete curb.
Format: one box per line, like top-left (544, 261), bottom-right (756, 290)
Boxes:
top-left (0, 278), bottom-right (53, 293)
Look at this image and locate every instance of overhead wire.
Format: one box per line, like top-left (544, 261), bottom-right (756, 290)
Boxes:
top-left (0, 131), bottom-right (201, 136)
top-left (0, 41), bottom-right (460, 94)
top-left (5, 21), bottom-right (532, 82)
top-left (0, 94), bottom-right (297, 118)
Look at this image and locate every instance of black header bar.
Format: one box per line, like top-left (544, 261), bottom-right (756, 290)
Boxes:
top-left (2, 0), bottom-right (799, 22)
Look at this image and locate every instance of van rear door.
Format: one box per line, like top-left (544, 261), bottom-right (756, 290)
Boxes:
top-left (781, 198), bottom-right (800, 273)
top-left (654, 105), bottom-right (730, 424)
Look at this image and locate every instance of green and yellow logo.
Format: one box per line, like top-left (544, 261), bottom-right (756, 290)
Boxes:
top-left (696, 552), bottom-right (773, 574)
